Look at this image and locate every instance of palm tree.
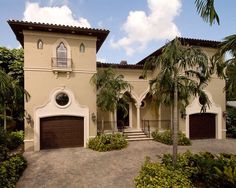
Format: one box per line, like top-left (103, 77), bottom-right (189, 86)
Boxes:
top-left (144, 37), bottom-right (211, 165)
top-left (0, 69), bottom-right (29, 130)
top-left (91, 67), bottom-right (132, 132)
top-left (195, 0), bottom-right (220, 25)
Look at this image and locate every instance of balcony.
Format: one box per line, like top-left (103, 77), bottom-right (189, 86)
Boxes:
top-left (51, 58), bottom-right (72, 78)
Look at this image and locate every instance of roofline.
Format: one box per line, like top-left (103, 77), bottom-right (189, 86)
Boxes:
top-left (7, 20), bottom-right (110, 52)
top-left (137, 37), bottom-right (221, 65)
top-left (97, 62), bottom-right (145, 70)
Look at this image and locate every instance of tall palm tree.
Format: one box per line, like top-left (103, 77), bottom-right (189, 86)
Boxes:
top-left (144, 37), bottom-right (211, 165)
top-left (195, 0), bottom-right (220, 25)
top-left (91, 67), bottom-right (132, 131)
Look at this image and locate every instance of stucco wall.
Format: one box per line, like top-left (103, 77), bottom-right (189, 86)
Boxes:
top-left (24, 30), bottom-right (97, 151)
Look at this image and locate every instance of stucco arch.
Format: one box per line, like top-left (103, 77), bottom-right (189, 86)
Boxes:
top-left (185, 90), bottom-right (222, 139)
top-left (34, 87), bottom-right (89, 151)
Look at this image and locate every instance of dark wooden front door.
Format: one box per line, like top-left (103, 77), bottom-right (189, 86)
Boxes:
top-left (189, 113), bottom-right (216, 139)
top-left (40, 116), bottom-right (84, 149)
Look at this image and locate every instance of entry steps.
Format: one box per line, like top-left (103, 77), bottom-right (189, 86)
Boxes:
top-left (123, 129), bottom-right (153, 141)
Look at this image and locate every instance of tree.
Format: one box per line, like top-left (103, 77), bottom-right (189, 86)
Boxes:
top-left (91, 67), bottom-right (132, 131)
top-left (144, 37), bottom-right (211, 165)
top-left (0, 47), bottom-right (28, 129)
top-left (195, 0), bottom-right (220, 25)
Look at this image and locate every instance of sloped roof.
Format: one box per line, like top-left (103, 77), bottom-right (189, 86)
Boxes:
top-left (8, 20), bottom-right (109, 52)
top-left (97, 62), bottom-right (144, 70)
top-left (137, 37), bottom-right (221, 65)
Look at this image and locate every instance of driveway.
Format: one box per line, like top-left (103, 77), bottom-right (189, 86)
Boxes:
top-left (16, 139), bottom-right (236, 188)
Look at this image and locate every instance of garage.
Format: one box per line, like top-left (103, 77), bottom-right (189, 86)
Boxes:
top-left (40, 116), bottom-right (84, 149)
top-left (189, 113), bottom-right (216, 139)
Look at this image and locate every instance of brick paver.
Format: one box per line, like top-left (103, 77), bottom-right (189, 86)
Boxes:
top-left (16, 139), bottom-right (236, 188)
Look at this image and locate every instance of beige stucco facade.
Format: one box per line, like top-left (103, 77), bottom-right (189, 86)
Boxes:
top-left (8, 20), bottom-right (226, 152)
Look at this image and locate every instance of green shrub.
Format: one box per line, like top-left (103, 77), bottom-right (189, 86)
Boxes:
top-left (134, 157), bottom-right (193, 188)
top-left (151, 130), bottom-right (191, 145)
top-left (88, 133), bottom-right (128, 152)
top-left (0, 146), bottom-right (9, 162)
top-left (0, 154), bottom-right (27, 188)
top-left (7, 131), bottom-right (24, 150)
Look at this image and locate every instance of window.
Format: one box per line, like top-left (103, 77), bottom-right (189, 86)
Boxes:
top-left (56, 42), bottom-right (67, 67)
top-left (80, 43), bottom-right (85, 53)
top-left (55, 92), bottom-right (69, 106)
top-left (37, 39), bottom-right (43, 49)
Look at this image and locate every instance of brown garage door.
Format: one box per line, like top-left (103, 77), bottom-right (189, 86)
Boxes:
top-left (40, 116), bottom-right (84, 149)
top-left (189, 113), bottom-right (216, 139)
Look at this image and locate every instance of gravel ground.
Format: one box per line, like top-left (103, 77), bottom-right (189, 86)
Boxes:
top-left (16, 139), bottom-right (236, 188)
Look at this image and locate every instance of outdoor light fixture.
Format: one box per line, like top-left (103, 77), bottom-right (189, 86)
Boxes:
top-left (26, 114), bottom-right (32, 124)
top-left (181, 112), bottom-right (187, 119)
top-left (91, 112), bottom-right (96, 122)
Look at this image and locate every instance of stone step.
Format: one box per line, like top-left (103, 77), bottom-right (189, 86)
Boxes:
top-left (123, 132), bottom-right (146, 136)
top-left (126, 137), bottom-right (153, 141)
top-left (126, 134), bottom-right (147, 138)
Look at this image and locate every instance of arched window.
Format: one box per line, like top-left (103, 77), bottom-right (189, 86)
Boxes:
top-left (56, 42), bottom-right (67, 67)
top-left (37, 39), bottom-right (43, 49)
top-left (80, 43), bottom-right (85, 53)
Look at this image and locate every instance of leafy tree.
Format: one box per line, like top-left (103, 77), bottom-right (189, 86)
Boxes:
top-left (91, 67), bottom-right (132, 131)
top-left (144, 37), bottom-right (211, 165)
top-left (0, 47), bottom-right (27, 129)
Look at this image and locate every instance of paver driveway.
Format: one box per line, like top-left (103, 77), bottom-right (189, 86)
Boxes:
top-left (17, 139), bottom-right (236, 188)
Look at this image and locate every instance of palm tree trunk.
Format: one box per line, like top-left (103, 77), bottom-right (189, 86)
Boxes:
top-left (173, 82), bottom-right (178, 166)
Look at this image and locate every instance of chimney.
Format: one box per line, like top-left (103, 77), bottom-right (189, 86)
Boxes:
top-left (120, 60), bottom-right (127, 65)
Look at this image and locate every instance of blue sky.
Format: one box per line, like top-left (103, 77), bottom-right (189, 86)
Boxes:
top-left (1, 0), bottom-right (236, 64)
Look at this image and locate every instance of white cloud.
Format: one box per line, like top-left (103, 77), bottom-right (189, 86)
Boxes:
top-left (23, 2), bottom-right (91, 28)
top-left (111, 0), bottom-right (182, 56)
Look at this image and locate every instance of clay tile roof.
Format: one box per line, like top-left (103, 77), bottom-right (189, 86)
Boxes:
top-left (137, 37), bottom-right (221, 65)
top-left (7, 20), bottom-right (109, 52)
top-left (96, 62), bottom-right (145, 70)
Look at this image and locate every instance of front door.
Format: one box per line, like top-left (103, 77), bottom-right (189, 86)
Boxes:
top-left (117, 102), bottom-right (129, 130)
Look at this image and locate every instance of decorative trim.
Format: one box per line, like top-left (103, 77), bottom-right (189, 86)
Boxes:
top-left (24, 67), bottom-right (96, 74)
top-left (34, 87), bottom-right (90, 151)
top-left (185, 90), bottom-right (222, 139)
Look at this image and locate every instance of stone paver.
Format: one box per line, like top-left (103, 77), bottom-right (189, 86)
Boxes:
top-left (16, 139), bottom-right (236, 188)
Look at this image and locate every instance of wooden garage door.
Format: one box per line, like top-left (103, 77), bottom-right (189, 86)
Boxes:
top-left (40, 116), bottom-right (84, 149)
top-left (189, 113), bottom-right (216, 139)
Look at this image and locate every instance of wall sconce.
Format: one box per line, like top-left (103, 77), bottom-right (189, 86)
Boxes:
top-left (26, 114), bottom-right (32, 124)
top-left (181, 112), bottom-right (187, 119)
top-left (223, 111), bottom-right (227, 118)
top-left (91, 112), bottom-right (96, 122)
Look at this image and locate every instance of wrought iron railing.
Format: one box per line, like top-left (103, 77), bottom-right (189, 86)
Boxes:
top-left (142, 119), bottom-right (171, 137)
top-left (97, 120), bottom-right (117, 134)
top-left (51, 58), bottom-right (72, 71)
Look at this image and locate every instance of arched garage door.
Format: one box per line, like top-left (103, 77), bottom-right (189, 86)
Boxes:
top-left (189, 113), bottom-right (216, 139)
top-left (40, 116), bottom-right (84, 149)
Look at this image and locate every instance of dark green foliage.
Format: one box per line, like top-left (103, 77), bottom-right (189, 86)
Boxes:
top-left (6, 131), bottom-right (24, 150)
top-left (0, 155), bottom-right (27, 188)
top-left (88, 133), bottom-right (128, 152)
top-left (226, 107), bottom-right (236, 138)
top-left (0, 145), bottom-right (9, 162)
top-left (151, 130), bottom-right (191, 145)
top-left (160, 151), bottom-right (236, 188)
top-left (134, 157), bottom-right (193, 188)
top-left (0, 127), bottom-right (24, 150)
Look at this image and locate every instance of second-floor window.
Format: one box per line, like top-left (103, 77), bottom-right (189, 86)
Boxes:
top-left (56, 42), bottom-right (67, 67)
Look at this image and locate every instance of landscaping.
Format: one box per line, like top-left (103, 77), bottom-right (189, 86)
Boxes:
top-left (135, 151), bottom-right (236, 188)
top-left (88, 133), bottom-right (128, 152)
top-left (0, 128), bottom-right (27, 188)
top-left (152, 130), bottom-right (191, 146)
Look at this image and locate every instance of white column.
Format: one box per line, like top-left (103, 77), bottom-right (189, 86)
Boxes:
top-left (114, 109), bottom-right (117, 131)
top-left (135, 102), bottom-right (141, 130)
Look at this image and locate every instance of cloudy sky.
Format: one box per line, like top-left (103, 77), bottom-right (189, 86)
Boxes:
top-left (1, 0), bottom-right (236, 64)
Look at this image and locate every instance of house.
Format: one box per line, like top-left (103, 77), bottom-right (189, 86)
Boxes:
top-left (8, 20), bottom-right (226, 152)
